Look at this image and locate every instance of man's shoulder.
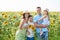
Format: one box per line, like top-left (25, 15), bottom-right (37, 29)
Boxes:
top-left (34, 15), bottom-right (38, 18)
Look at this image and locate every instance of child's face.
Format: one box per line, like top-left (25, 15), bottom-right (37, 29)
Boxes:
top-left (43, 11), bottom-right (47, 15)
top-left (29, 17), bottom-right (33, 22)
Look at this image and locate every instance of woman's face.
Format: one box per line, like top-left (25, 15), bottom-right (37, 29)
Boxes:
top-left (25, 13), bottom-right (29, 18)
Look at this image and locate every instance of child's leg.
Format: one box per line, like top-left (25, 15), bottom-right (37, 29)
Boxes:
top-left (27, 37), bottom-right (34, 40)
top-left (40, 28), bottom-right (43, 36)
top-left (27, 37), bottom-right (30, 40)
top-left (30, 37), bottom-right (34, 40)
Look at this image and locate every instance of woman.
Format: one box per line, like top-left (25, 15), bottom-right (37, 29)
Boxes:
top-left (15, 11), bottom-right (30, 40)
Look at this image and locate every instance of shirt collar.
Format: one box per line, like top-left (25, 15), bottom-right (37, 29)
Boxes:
top-left (37, 13), bottom-right (42, 16)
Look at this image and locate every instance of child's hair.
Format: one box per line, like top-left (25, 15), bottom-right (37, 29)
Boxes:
top-left (43, 10), bottom-right (50, 20)
top-left (29, 15), bottom-right (33, 18)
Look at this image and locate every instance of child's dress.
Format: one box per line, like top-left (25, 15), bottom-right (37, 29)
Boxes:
top-left (15, 22), bottom-right (29, 40)
top-left (42, 17), bottom-right (50, 26)
top-left (41, 17), bottom-right (50, 32)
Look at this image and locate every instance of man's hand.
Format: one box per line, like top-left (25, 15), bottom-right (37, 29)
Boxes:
top-left (39, 24), bottom-right (47, 28)
top-left (34, 22), bottom-right (47, 28)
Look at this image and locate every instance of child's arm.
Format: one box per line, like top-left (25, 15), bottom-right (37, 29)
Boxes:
top-left (45, 24), bottom-right (50, 32)
top-left (38, 15), bottom-right (47, 21)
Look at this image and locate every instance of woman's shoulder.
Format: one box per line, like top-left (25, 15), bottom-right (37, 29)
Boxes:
top-left (20, 19), bottom-right (25, 23)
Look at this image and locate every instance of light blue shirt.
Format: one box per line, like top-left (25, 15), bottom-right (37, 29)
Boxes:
top-left (33, 14), bottom-right (50, 33)
top-left (33, 14), bottom-right (43, 33)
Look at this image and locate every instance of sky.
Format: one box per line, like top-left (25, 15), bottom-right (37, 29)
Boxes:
top-left (0, 0), bottom-right (60, 12)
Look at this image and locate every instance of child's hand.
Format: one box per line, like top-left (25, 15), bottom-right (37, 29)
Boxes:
top-left (38, 19), bottom-right (40, 22)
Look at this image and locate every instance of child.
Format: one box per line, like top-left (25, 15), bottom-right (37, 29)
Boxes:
top-left (27, 15), bottom-right (35, 40)
top-left (38, 10), bottom-right (50, 36)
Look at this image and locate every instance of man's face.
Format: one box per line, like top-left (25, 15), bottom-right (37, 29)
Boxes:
top-left (36, 8), bottom-right (41, 14)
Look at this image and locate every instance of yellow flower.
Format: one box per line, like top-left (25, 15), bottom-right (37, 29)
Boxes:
top-left (31, 26), bottom-right (36, 31)
top-left (15, 22), bottom-right (20, 26)
top-left (12, 16), bottom-right (16, 19)
top-left (2, 13), bottom-right (5, 16)
top-left (2, 12), bottom-right (7, 16)
top-left (3, 15), bottom-right (8, 18)
top-left (3, 21), bottom-right (9, 25)
top-left (28, 25), bottom-right (36, 31)
top-left (28, 25), bottom-right (32, 28)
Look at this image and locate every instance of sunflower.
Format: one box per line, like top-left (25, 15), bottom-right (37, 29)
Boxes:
top-left (12, 16), bottom-right (16, 19)
top-left (28, 25), bottom-right (32, 28)
top-left (2, 13), bottom-right (5, 16)
top-left (31, 26), bottom-right (36, 31)
top-left (3, 15), bottom-right (8, 18)
top-left (2, 12), bottom-right (7, 16)
top-left (15, 22), bottom-right (20, 26)
top-left (28, 25), bottom-right (36, 31)
top-left (3, 21), bottom-right (9, 26)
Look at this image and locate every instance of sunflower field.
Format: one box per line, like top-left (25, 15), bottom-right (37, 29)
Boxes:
top-left (0, 12), bottom-right (60, 40)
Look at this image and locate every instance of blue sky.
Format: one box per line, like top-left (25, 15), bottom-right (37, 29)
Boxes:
top-left (0, 0), bottom-right (60, 11)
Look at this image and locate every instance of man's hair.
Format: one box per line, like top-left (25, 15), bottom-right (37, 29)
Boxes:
top-left (37, 7), bottom-right (41, 9)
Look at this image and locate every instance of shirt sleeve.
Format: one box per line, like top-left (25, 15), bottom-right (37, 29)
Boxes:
top-left (33, 16), bottom-right (37, 23)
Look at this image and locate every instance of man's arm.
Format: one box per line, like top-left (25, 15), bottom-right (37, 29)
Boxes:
top-left (34, 22), bottom-right (47, 28)
top-left (39, 24), bottom-right (47, 28)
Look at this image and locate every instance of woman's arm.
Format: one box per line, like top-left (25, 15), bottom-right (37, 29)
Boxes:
top-left (38, 15), bottom-right (47, 21)
top-left (19, 19), bottom-right (24, 29)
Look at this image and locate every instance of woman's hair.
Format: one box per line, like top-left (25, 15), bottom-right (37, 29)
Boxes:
top-left (44, 10), bottom-right (50, 20)
top-left (23, 13), bottom-right (30, 19)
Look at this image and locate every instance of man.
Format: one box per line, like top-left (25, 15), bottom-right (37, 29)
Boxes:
top-left (33, 7), bottom-right (50, 40)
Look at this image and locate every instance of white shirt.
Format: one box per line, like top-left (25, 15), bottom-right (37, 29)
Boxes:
top-left (27, 21), bottom-right (34, 37)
